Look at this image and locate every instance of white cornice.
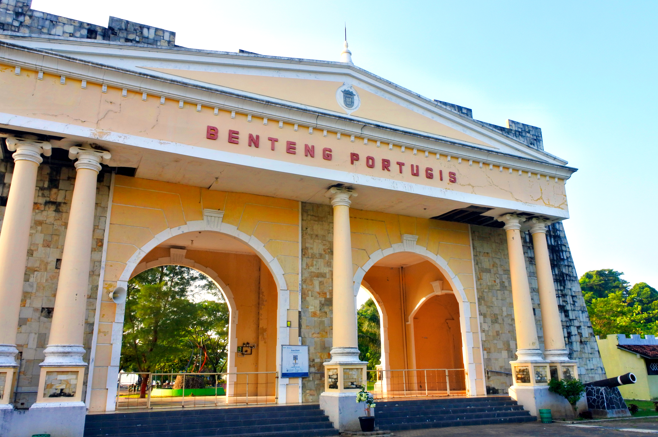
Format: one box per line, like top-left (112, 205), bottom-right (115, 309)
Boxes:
top-left (0, 38), bottom-right (576, 179)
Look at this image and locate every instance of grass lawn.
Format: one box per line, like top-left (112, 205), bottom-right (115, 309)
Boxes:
top-left (626, 400), bottom-right (658, 417)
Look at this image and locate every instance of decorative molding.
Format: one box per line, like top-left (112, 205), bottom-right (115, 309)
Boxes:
top-left (5, 137), bottom-right (52, 164)
top-left (430, 280), bottom-right (452, 296)
top-left (325, 186), bottom-right (357, 207)
top-left (203, 209), bottom-right (224, 230)
top-left (41, 344), bottom-right (86, 367)
top-left (170, 248), bottom-right (187, 263)
top-left (402, 234), bottom-right (418, 252)
top-left (69, 146), bottom-right (111, 172)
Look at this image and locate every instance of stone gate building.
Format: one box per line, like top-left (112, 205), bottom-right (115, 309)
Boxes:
top-left (0, 2), bottom-right (605, 435)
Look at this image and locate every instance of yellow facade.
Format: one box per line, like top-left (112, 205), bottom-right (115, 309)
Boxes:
top-left (597, 336), bottom-right (658, 400)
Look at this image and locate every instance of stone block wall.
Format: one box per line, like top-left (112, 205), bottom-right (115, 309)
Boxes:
top-left (0, 159), bottom-right (110, 408)
top-left (471, 223), bottom-right (605, 393)
top-left (300, 203), bottom-right (333, 403)
top-left (0, 0), bottom-right (175, 47)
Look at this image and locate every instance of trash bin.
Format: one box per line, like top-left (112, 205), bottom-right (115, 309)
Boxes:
top-left (538, 409), bottom-right (552, 424)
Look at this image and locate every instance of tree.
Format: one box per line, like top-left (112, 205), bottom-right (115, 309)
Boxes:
top-left (120, 265), bottom-right (229, 397)
top-left (580, 269), bottom-right (630, 301)
top-left (580, 269), bottom-right (658, 337)
top-left (358, 299), bottom-right (381, 376)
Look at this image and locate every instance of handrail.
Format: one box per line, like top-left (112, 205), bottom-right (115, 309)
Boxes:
top-left (116, 370), bottom-right (279, 410)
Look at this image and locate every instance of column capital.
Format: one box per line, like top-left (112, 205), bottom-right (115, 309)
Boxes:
top-left (69, 146), bottom-right (111, 172)
top-left (497, 213), bottom-right (526, 230)
top-left (6, 137), bottom-right (52, 164)
top-left (325, 186), bottom-right (357, 207)
top-left (528, 217), bottom-right (553, 235)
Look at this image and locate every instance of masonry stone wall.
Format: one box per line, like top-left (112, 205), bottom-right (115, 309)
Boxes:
top-left (0, 0), bottom-right (175, 47)
top-left (0, 159), bottom-right (110, 408)
top-left (300, 203), bottom-right (333, 403)
top-left (471, 223), bottom-right (606, 393)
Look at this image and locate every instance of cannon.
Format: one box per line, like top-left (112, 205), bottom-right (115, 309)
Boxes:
top-left (585, 373), bottom-right (636, 418)
top-left (585, 372), bottom-right (637, 388)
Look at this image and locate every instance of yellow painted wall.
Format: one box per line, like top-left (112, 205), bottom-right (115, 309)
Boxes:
top-left (413, 295), bottom-right (463, 370)
top-left (353, 211), bottom-right (483, 394)
top-left (90, 175), bottom-right (299, 411)
top-left (596, 336), bottom-right (658, 400)
top-left (0, 66), bottom-right (569, 213)
top-left (141, 68), bottom-right (489, 146)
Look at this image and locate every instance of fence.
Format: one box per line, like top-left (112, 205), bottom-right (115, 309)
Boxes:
top-left (116, 371), bottom-right (278, 410)
top-left (366, 369), bottom-right (466, 400)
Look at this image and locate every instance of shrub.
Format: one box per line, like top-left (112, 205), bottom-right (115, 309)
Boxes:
top-left (548, 378), bottom-right (586, 417)
top-left (628, 403), bottom-right (639, 414)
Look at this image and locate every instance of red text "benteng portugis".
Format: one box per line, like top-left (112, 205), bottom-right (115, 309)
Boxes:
top-left (206, 126), bottom-right (457, 183)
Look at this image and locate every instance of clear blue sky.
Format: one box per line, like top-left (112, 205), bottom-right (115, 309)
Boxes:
top-left (34, 0), bottom-right (658, 289)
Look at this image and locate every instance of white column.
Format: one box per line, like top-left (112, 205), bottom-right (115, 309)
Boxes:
top-left (498, 214), bottom-right (543, 362)
top-left (327, 186), bottom-right (360, 359)
top-left (529, 218), bottom-right (569, 361)
top-left (0, 137), bottom-right (51, 407)
top-left (34, 146), bottom-right (110, 407)
top-left (320, 186), bottom-right (367, 433)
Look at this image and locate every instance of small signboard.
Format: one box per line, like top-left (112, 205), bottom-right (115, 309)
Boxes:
top-left (281, 345), bottom-right (309, 378)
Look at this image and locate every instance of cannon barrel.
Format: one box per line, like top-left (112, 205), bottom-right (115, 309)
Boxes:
top-left (585, 372), bottom-right (637, 388)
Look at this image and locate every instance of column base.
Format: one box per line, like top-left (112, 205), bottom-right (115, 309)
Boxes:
top-left (544, 349), bottom-right (570, 362)
top-left (320, 391), bottom-right (368, 432)
top-left (0, 366), bottom-right (17, 405)
top-left (0, 402), bottom-right (85, 437)
top-left (509, 385), bottom-right (586, 420)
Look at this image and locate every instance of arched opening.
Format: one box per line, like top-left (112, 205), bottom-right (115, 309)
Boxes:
top-left (357, 251), bottom-right (469, 397)
top-left (114, 230), bottom-right (279, 409)
top-left (119, 265), bottom-right (230, 401)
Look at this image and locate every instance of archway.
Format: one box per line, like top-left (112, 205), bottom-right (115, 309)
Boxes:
top-left (354, 248), bottom-right (476, 397)
top-left (107, 230), bottom-right (281, 409)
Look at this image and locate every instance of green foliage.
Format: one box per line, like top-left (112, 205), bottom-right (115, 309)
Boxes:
top-left (120, 266), bottom-right (229, 390)
top-left (548, 378), bottom-right (585, 415)
top-left (580, 269), bottom-right (630, 300)
top-left (580, 270), bottom-right (658, 336)
top-left (357, 299), bottom-right (381, 375)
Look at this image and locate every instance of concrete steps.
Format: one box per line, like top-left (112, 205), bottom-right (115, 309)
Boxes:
top-left (84, 404), bottom-right (339, 437)
top-left (374, 396), bottom-right (536, 431)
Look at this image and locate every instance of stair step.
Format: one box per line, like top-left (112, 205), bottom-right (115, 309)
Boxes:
top-left (384, 414), bottom-right (536, 431)
top-left (86, 421), bottom-right (337, 437)
top-left (376, 410), bottom-right (531, 426)
top-left (85, 409), bottom-right (327, 429)
top-left (84, 404), bottom-right (337, 437)
top-left (86, 416), bottom-right (331, 436)
top-left (376, 405), bottom-right (525, 417)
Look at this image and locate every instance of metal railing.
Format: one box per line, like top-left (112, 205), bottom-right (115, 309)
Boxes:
top-left (366, 368), bottom-right (466, 400)
top-left (116, 371), bottom-right (278, 410)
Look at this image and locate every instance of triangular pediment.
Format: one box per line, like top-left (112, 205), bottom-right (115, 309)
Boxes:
top-left (3, 37), bottom-right (563, 164)
top-left (140, 67), bottom-right (491, 148)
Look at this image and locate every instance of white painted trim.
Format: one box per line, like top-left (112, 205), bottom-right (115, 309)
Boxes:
top-left (468, 225), bottom-right (487, 397)
top-left (352, 245), bottom-right (478, 396)
top-left (0, 114), bottom-right (571, 220)
top-left (86, 172), bottom-right (115, 409)
top-left (359, 281), bottom-right (390, 390)
top-left (101, 224), bottom-right (290, 410)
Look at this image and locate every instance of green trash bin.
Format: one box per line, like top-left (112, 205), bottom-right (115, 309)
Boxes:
top-left (538, 409), bottom-right (552, 423)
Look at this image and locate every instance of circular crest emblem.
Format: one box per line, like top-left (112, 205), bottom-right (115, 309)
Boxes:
top-left (336, 83), bottom-right (360, 113)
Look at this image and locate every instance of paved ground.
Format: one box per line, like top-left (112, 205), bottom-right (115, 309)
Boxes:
top-left (393, 418), bottom-right (658, 436)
